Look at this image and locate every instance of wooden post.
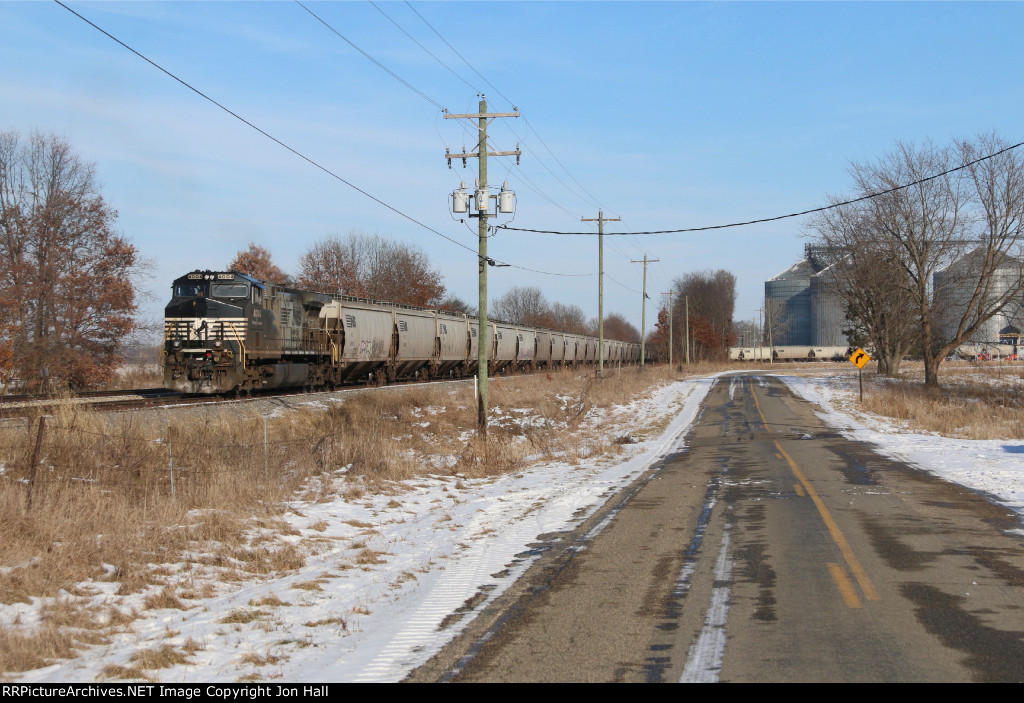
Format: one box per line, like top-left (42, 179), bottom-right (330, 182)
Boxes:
top-left (25, 416), bottom-right (46, 512)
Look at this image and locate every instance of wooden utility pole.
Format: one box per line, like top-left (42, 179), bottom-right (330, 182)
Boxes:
top-left (631, 255), bottom-right (659, 367)
top-left (445, 97), bottom-right (520, 436)
top-left (582, 211), bottom-right (621, 377)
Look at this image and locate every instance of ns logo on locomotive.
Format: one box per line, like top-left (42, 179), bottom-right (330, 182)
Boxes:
top-left (164, 270), bottom-right (642, 395)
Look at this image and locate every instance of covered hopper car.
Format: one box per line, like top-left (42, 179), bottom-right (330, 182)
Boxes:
top-left (163, 270), bottom-right (641, 394)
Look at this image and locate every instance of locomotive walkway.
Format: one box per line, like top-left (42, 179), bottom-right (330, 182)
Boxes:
top-left (407, 373), bottom-right (1024, 682)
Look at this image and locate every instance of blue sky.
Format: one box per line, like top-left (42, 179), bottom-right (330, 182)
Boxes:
top-left (2, 1), bottom-right (1022, 336)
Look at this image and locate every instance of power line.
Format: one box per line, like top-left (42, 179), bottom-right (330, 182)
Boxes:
top-left (404, 0), bottom-right (516, 109)
top-left (55, 0), bottom-right (475, 255)
top-left (369, 0), bottom-right (480, 95)
top-left (404, 1), bottom-right (607, 215)
top-left (499, 140), bottom-right (1024, 235)
top-left (295, 0), bottom-right (447, 112)
top-left (54, 0), bottom-right (582, 279)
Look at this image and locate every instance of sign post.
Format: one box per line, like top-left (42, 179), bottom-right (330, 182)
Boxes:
top-left (849, 348), bottom-right (871, 402)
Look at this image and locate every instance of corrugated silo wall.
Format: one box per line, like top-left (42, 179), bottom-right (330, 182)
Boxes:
top-left (765, 277), bottom-right (813, 345)
top-left (934, 264), bottom-right (1023, 343)
top-left (810, 273), bottom-right (848, 347)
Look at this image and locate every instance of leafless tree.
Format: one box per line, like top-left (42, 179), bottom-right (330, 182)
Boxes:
top-left (491, 286), bottom-right (551, 326)
top-left (602, 312), bottom-right (641, 343)
top-left (296, 230), bottom-right (446, 307)
top-left (228, 243), bottom-right (290, 285)
top-left (0, 130), bottom-right (147, 390)
top-left (807, 135), bottom-right (1024, 387)
top-left (437, 294), bottom-right (475, 317)
top-left (807, 202), bottom-right (918, 375)
top-left (548, 302), bottom-right (589, 335)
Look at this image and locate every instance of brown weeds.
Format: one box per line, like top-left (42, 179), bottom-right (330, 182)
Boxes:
top-left (0, 362), bottom-right (697, 673)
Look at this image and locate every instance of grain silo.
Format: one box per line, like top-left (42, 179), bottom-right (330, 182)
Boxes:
top-left (810, 265), bottom-right (848, 347)
top-left (765, 259), bottom-right (815, 345)
top-left (933, 248), bottom-right (1024, 343)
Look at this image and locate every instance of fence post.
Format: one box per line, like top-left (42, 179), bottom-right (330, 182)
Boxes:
top-left (263, 415), bottom-right (269, 479)
top-left (25, 416), bottom-right (46, 512)
top-left (167, 427), bottom-right (176, 503)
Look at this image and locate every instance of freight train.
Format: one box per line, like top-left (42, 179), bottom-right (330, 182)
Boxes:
top-left (728, 346), bottom-right (850, 362)
top-left (163, 270), bottom-right (642, 394)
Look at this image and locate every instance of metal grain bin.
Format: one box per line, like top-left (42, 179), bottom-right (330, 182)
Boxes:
top-left (810, 268), bottom-right (848, 347)
top-left (765, 259), bottom-right (815, 346)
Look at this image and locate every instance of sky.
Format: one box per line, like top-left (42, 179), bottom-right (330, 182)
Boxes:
top-left (2, 1), bottom-right (1023, 336)
top-left (8, 369), bottom-right (1024, 682)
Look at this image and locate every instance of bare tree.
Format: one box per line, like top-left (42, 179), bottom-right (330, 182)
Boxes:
top-left (809, 135), bottom-right (1024, 387)
top-left (807, 203), bottom-right (918, 375)
top-left (602, 312), bottom-right (640, 343)
top-left (437, 294), bottom-right (475, 317)
top-left (296, 231), bottom-right (446, 307)
top-left (491, 286), bottom-right (552, 326)
top-left (0, 130), bottom-right (146, 390)
top-left (548, 302), bottom-right (589, 335)
top-left (228, 243), bottom-right (290, 285)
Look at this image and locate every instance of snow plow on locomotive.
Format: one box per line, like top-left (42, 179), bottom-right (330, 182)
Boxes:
top-left (163, 270), bottom-right (642, 395)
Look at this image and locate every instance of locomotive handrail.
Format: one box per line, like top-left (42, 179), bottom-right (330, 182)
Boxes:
top-left (225, 321), bottom-right (246, 368)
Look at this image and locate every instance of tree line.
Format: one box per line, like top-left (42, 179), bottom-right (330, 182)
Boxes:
top-left (648, 269), bottom-right (738, 363)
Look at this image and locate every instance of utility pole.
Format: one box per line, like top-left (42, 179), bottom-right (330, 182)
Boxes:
top-left (661, 290), bottom-right (674, 367)
top-left (445, 96), bottom-right (520, 437)
top-left (582, 211), bottom-right (621, 377)
top-left (631, 255), bottom-right (659, 368)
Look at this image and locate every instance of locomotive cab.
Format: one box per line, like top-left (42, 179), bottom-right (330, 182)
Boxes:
top-left (164, 271), bottom-right (259, 393)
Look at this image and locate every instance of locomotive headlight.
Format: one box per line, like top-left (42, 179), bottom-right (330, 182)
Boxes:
top-left (172, 340), bottom-right (182, 349)
top-left (213, 340), bottom-right (223, 348)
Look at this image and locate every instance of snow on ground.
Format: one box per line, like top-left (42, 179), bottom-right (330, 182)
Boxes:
top-left (778, 372), bottom-right (1024, 517)
top-left (9, 370), bottom-right (1024, 683)
top-left (12, 376), bottom-right (717, 683)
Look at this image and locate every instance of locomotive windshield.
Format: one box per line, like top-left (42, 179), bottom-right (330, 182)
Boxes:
top-left (175, 283), bottom-right (207, 298)
top-left (211, 283), bottom-right (249, 299)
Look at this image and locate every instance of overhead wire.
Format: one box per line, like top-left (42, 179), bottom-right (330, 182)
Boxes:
top-left (501, 139), bottom-right (1024, 235)
top-left (369, 0), bottom-right (481, 95)
top-left (57, 0), bottom-right (589, 279)
top-left (295, 0), bottom-right (447, 113)
top-left (402, 1), bottom-right (609, 217)
top-left (404, 0), bottom-right (516, 109)
top-left (54, 0), bottom-right (480, 258)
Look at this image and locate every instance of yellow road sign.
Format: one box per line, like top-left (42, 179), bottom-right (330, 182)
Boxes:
top-left (849, 348), bottom-right (871, 369)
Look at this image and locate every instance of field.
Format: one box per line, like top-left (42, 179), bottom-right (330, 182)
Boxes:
top-left (0, 363), bottom-right (719, 675)
top-left (0, 359), bottom-right (1019, 678)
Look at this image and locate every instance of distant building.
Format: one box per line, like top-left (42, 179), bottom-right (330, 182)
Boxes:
top-left (764, 245), bottom-right (848, 347)
top-left (933, 248), bottom-right (1024, 345)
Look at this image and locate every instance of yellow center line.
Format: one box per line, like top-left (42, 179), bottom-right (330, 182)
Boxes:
top-left (750, 378), bottom-right (881, 603)
top-left (793, 483), bottom-right (806, 498)
top-left (827, 562), bottom-right (862, 609)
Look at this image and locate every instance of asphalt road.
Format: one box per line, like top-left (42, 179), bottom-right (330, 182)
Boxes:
top-left (406, 374), bottom-right (1024, 682)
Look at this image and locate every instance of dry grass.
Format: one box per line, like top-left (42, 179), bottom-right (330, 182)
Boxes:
top-left (0, 362), bottom-right (701, 674)
top-left (130, 644), bottom-right (190, 670)
top-left (98, 663), bottom-right (152, 681)
top-left (219, 609), bottom-right (267, 625)
top-left (859, 361), bottom-right (1024, 439)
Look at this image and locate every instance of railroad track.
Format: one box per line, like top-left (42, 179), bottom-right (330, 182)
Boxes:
top-left (0, 387), bottom-right (193, 417)
top-left (0, 375), bottom-right (478, 417)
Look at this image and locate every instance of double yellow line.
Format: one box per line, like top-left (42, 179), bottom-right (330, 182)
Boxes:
top-left (749, 378), bottom-right (879, 609)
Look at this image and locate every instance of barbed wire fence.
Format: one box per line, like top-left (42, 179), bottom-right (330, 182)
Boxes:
top-left (0, 410), bottom-right (350, 513)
